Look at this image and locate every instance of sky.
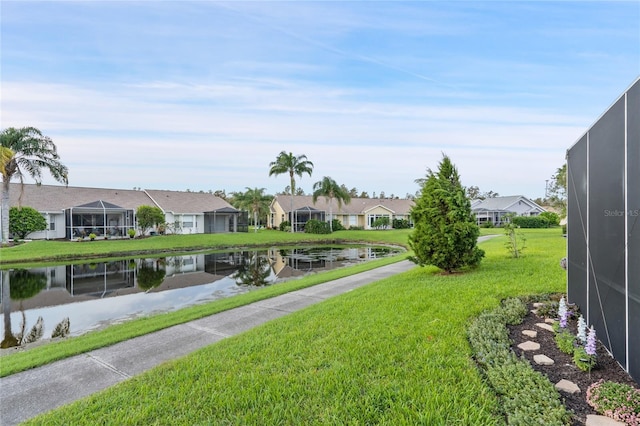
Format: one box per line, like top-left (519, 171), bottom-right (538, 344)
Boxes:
top-left (1, 1), bottom-right (639, 200)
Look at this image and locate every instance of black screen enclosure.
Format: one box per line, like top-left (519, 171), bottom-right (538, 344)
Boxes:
top-left (566, 77), bottom-right (639, 382)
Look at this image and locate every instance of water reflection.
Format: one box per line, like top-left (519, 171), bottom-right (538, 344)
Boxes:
top-left (0, 246), bottom-right (398, 344)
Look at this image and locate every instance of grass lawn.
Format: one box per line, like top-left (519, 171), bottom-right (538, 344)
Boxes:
top-left (23, 229), bottom-right (566, 425)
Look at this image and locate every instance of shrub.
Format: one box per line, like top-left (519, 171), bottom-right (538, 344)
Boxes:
top-left (89, 233), bottom-right (97, 241)
top-left (279, 221), bottom-right (291, 232)
top-left (539, 211), bottom-right (560, 226)
top-left (331, 219), bottom-right (345, 231)
top-left (127, 229), bottom-right (136, 238)
top-left (136, 205), bottom-right (165, 235)
top-left (348, 226), bottom-right (364, 231)
top-left (586, 380), bottom-right (640, 425)
top-left (9, 206), bottom-right (47, 239)
top-left (481, 221), bottom-right (495, 228)
top-left (392, 218), bottom-right (411, 229)
top-left (304, 219), bottom-right (331, 234)
top-left (511, 216), bottom-right (550, 228)
top-left (372, 216), bottom-right (390, 229)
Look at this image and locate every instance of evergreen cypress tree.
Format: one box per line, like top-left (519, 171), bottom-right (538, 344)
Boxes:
top-left (408, 155), bottom-right (484, 273)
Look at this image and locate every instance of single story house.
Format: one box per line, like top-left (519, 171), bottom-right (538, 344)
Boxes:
top-left (471, 195), bottom-right (546, 227)
top-left (3, 183), bottom-right (247, 240)
top-left (269, 195), bottom-right (414, 231)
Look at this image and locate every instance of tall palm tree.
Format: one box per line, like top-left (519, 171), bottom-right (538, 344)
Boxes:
top-left (312, 176), bottom-right (351, 232)
top-left (233, 187), bottom-right (273, 232)
top-left (1, 127), bottom-right (69, 244)
top-left (268, 151), bottom-right (313, 232)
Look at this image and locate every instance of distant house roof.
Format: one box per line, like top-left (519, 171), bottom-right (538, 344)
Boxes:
top-left (272, 195), bottom-right (414, 215)
top-left (471, 195), bottom-right (545, 213)
top-left (145, 189), bottom-right (234, 214)
top-left (5, 184), bottom-right (235, 214)
top-left (6, 183), bottom-right (152, 211)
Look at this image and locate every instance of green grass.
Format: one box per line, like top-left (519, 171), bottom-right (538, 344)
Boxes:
top-left (22, 229), bottom-right (566, 425)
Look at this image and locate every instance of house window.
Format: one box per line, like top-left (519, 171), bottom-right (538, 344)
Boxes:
top-left (49, 220), bottom-right (56, 231)
top-left (182, 216), bottom-right (194, 228)
top-left (349, 215), bottom-right (358, 226)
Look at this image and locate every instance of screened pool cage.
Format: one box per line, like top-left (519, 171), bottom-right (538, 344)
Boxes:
top-left (66, 200), bottom-right (135, 239)
top-left (566, 77), bottom-right (639, 382)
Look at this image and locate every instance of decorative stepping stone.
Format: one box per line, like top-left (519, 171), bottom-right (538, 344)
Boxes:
top-left (585, 414), bottom-right (627, 426)
top-left (522, 330), bottom-right (538, 338)
top-left (517, 341), bottom-right (540, 351)
top-left (533, 354), bottom-right (554, 365)
top-left (545, 318), bottom-right (555, 324)
top-left (530, 309), bottom-right (539, 315)
top-left (535, 322), bottom-right (554, 332)
top-left (532, 302), bottom-right (544, 308)
top-left (555, 379), bottom-right (580, 394)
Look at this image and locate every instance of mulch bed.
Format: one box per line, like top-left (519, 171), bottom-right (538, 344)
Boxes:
top-left (508, 303), bottom-right (639, 426)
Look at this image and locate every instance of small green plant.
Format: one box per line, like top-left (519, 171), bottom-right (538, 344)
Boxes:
top-left (89, 233), bottom-right (97, 241)
top-left (573, 347), bottom-right (596, 372)
top-left (127, 229), bottom-right (136, 238)
top-left (586, 380), bottom-right (640, 425)
top-left (554, 329), bottom-right (575, 354)
top-left (504, 214), bottom-right (526, 258)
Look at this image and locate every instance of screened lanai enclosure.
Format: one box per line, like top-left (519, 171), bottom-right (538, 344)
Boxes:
top-left (66, 200), bottom-right (135, 239)
top-left (290, 207), bottom-right (325, 232)
top-left (566, 77), bottom-right (639, 382)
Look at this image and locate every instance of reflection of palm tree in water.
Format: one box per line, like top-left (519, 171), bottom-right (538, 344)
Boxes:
top-left (1, 270), bottom-right (18, 348)
top-left (233, 254), bottom-right (272, 287)
top-left (1, 269), bottom-right (46, 348)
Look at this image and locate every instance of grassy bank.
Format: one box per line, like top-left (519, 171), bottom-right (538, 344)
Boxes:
top-left (0, 229), bottom-right (420, 265)
top-left (24, 229), bottom-right (566, 425)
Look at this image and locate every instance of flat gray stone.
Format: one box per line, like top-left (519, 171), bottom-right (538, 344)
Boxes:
top-left (535, 322), bottom-right (554, 331)
top-left (530, 309), bottom-right (539, 315)
top-left (545, 318), bottom-right (555, 324)
top-left (585, 414), bottom-right (626, 426)
top-left (532, 302), bottom-right (544, 308)
top-left (517, 341), bottom-right (540, 351)
top-left (555, 379), bottom-right (580, 394)
top-left (522, 329), bottom-right (538, 338)
top-left (533, 354), bottom-right (554, 365)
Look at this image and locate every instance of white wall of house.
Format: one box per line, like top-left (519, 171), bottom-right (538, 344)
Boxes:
top-left (27, 212), bottom-right (66, 240)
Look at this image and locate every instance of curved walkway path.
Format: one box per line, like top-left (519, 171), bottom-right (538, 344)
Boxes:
top-left (1, 260), bottom-right (417, 425)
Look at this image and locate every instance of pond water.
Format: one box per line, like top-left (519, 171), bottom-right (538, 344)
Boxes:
top-left (0, 245), bottom-right (400, 346)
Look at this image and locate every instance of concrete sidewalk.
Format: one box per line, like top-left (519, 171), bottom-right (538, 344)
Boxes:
top-left (1, 260), bottom-right (416, 425)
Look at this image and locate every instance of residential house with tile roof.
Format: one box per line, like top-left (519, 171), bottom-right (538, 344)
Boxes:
top-left (471, 195), bottom-right (545, 227)
top-left (269, 195), bottom-right (414, 231)
top-left (3, 183), bottom-right (246, 240)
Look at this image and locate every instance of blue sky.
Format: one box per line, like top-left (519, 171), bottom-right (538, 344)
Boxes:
top-left (2, 1), bottom-right (639, 199)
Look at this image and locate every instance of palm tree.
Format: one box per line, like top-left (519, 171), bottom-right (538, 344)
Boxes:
top-left (268, 151), bottom-right (313, 232)
top-left (233, 187), bottom-right (273, 232)
top-left (1, 127), bottom-right (69, 244)
top-left (312, 176), bottom-right (351, 232)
